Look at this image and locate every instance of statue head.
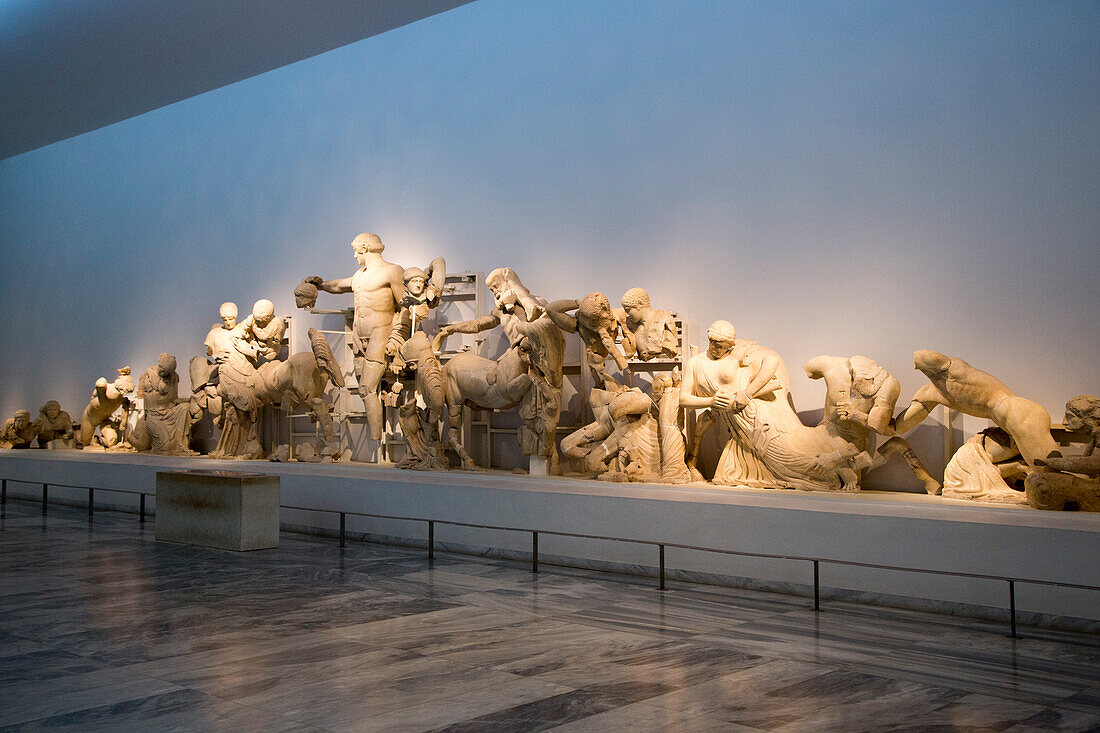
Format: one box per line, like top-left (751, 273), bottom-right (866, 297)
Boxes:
top-left (219, 302), bottom-right (238, 329)
top-left (1064, 395), bottom-right (1100, 434)
top-left (403, 267), bottom-right (428, 297)
top-left (486, 267), bottom-right (520, 311)
top-left (41, 400), bottom-right (61, 420)
top-left (705, 320), bottom-right (736, 360)
top-left (351, 232), bottom-right (384, 265)
top-left (157, 353), bottom-right (177, 378)
top-left (620, 287), bottom-right (652, 320)
top-left (251, 299), bottom-right (275, 327)
top-left (294, 281), bottom-right (318, 309)
top-left (913, 350), bottom-right (949, 375)
top-left (577, 292), bottom-right (616, 333)
top-left (13, 409), bottom-right (30, 428)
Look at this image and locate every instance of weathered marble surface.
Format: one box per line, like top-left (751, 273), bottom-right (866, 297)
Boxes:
top-left (1, 500), bottom-right (1098, 731)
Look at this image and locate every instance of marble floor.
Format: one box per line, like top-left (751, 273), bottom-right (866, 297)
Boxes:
top-left (1, 501), bottom-right (1098, 733)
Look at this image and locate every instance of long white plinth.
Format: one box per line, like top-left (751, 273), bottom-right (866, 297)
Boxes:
top-left (1, 450), bottom-right (1097, 624)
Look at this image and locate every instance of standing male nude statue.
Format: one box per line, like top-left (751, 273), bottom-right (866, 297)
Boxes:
top-left (300, 233), bottom-right (444, 445)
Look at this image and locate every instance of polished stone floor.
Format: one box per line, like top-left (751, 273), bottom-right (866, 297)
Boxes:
top-left (1, 500), bottom-right (1098, 732)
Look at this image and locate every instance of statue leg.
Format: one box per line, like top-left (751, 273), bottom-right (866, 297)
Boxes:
top-left (877, 436), bottom-right (942, 494)
top-left (998, 397), bottom-right (1060, 468)
top-left (79, 417), bottom-right (95, 447)
top-left (358, 358), bottom-right (386, 441)
top-left (310, 397), bottom-right (335, 443)
top-left (686, 409), bottom-right (717, 482)
top-left (446, 404), bottom-right (480, 470)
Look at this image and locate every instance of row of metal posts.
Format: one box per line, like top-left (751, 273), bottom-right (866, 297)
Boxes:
top-left (1, 477), bottom-right (1023, 638)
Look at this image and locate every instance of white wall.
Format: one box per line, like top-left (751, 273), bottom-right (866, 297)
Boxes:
top-left (1, 1), bottom-right (1096, 478)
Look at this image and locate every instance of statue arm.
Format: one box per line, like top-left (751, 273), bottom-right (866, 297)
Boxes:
top-left (892, 384), bottom-right (944, 434)
top-left (867, 376), bottom-right (902, 434)
top-left (318, 276), bottom-right (353, 294)
top-left (424, 257), bottom-right (447, 303)
top-left (743, 354), bottom-right (781, 400)
top-left (678, 365), bottom-right (714, 409)
top-left (443, 313), bottom-right (501, 335)
top-left (544, 299), bottom-right (579, 333)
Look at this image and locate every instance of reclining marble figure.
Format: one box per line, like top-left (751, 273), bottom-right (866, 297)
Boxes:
top-left (1025, 396), bottom-right (1100, 512)
top-left (0, 410), bottom-right (37, 448)
top-left (79, 367), bottom-right (135, 449)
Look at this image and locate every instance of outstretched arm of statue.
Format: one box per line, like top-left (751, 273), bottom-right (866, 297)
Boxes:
top-left (317, 276), bottom-right (353, 294)
top-left (544, 299), bottom-right (579, 333)
top-left (441, 313), bottom-right (501, 336)
top-left (892, 384), bottom-right (944, 434)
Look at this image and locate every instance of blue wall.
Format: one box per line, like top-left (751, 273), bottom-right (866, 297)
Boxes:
top-left (1, 0), bottom-right (1097, 429)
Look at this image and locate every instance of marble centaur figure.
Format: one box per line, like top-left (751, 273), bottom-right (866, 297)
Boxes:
top-left (35, 401), bottom-right (74, 447)
top-left (0, 410), bottom-right (37, 448)
top-left (1025, 396), bottom-right (1100, 512)
top-left (131, 353), bottom-right (195, 455)
top-left (80, 366), bottom-right (136, 449)
top-left (546, 292), bottom-right (629, 389)
top-left (618, 287), bottom-right (679, 361)
top-left (209, 300), bottom-right (344, 460)
top-left (803, 355), bottom-right (940, 494)
top-left (437, 267), bottom-right (565, 474)
top-left (298, 233), bottom-right (445, 451)
top-left (681, 322), bottom-right (870, 491)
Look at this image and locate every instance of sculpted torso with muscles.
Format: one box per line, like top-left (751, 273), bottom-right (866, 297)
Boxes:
top-left (895, 350), bottom-right (1059, 468)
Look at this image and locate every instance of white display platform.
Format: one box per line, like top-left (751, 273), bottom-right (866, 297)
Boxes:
top-left (1, 450), bottom-right (1098, 625)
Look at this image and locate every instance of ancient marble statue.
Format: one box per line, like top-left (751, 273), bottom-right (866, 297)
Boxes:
top-left (1025, 395), bottom-right (1100, 512)
top-left (209, 302), bottom-right (266, 459)
top-left (210, 297), bottom-right (344, 459)
top-left (545, 292), bottom-right (629, 388)
top-left (299, 233), bottom-right (443, 446)
top-left (240, 299), bottom-right (286, 362)
top-left (387, 259), bottom-right (447, 361)
top-left (940, 428), bottom-right (1028, 504)
top-left (619, 287), bottom-right (679, 361)
top-left (34, 401), bottom-right (74, 446)
top-left (561, 372), bottom-right (691, 484)
top-left (0, 410), bottom-right (37, 448)
top-left (562, 385), bottom-right (656, 477)
top-left (392, 331), bottom-right (448, 471)
top-left (130, 353), bottom-right (195, 455)
top-left (680, 321), bottom-right (867, 491)
top-left (894, 350), bottom-right (1059, 467)
top-left (79, 367), bottom-right (135, 449)
top-left (437, 267), bottom-right (565, 474)
top-left (803, 354), bottom-right (940, 494)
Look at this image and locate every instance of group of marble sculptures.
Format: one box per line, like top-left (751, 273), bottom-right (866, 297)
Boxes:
top-left (4, 231), bottom-right (1095, 512)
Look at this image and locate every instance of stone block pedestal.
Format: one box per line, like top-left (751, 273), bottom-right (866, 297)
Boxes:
top-left (155, 470), bottom-right (280, 551)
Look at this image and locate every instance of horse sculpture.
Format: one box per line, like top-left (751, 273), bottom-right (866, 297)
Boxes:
top-left (429, 331), bottom-right (534, 469)
top-left (254, 327), bottom-right (344, 447)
